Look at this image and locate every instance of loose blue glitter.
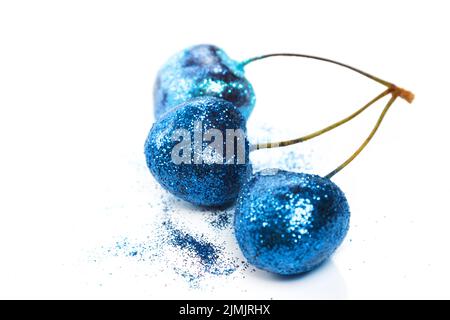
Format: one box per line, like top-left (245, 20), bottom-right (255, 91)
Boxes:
top-left (164, 220), bottom-right (240, 287)
top-left (154, 44), bottom-right (255, 119)
top-left (234, 170), bottom-right (350, 275)
top-left (210, 211), bottom-right (232, 230)
top-left (94, 194), bottom-right (247, 288)
top-left (164, 220), bottom-right (219, 268)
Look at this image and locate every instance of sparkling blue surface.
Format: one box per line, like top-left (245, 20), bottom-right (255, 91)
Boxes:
top-left (164, 220), bottom-right (218, 268)
top-left (234, 170), bottom-right (350, 275)
top-left (145, 96), bottom-right (251, 207)
top-left (153, 44), bottom-right (255, 120)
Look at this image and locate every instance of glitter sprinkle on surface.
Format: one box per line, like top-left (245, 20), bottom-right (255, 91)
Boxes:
top-left (93, 193), bottom-right (248, 288)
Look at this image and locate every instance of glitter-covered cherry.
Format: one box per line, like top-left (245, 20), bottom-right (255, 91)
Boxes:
top-left (153, 44), bottom-right (255, 120)
top-left (234, 90), bottom-right (414, 275)
top-left (234, 170), bottom-right (350, 275)
top-left (145, 96), bottom-right (251, 207)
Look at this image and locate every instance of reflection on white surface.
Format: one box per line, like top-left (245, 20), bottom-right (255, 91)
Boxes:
top-left (250, 260), bottom-right (347, 299)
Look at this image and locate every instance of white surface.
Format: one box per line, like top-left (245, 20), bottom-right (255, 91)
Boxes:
top-left (0, 0), bottom-right (449, 299)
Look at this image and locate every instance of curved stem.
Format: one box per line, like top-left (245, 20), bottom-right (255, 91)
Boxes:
top-left (325, 94), bottom-right (398, 179)
top-left (241, 53), bottom-right (393, 87)
top-left (253, 89), bottom-right (391, 150)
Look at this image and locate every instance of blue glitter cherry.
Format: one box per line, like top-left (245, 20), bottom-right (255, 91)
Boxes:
top-left (234, 88), bottom-right (413, 275)
top-left (153, 44), bottom-right (255, 120)
top-left (234, 170), bottom-right (350, 275)
top-left (145, 96), bottom-right (251, 207)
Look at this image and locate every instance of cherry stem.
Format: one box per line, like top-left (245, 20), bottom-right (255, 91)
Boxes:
top-left (242, 53), bottom-right (415, 104)
top-left (244, 53), bottom-right (415, 178)
top-left (252, 89), bottom-right (391, 151)
top-left (241, 53), bottom-right (393, 87)
top-left (325, 93), bottom-right (398, 179)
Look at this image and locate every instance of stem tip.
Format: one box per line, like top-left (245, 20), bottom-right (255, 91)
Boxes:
top-left (391, 85), bottom-right (415, 103)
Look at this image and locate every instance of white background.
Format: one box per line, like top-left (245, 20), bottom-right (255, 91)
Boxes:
top-left (1, 0), bottom-right (449, 299)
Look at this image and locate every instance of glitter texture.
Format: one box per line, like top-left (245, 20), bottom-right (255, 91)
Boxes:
top-left (93, 193), bottom-right (250, 289)
top-left (163, 220), bottom-right (237, 277)
top-left (234, 170), bottom-right (350, 275)
top-left (145, 96), bottom-right (251, 207)
top-left (153, 44), bottom-right (255, 120)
